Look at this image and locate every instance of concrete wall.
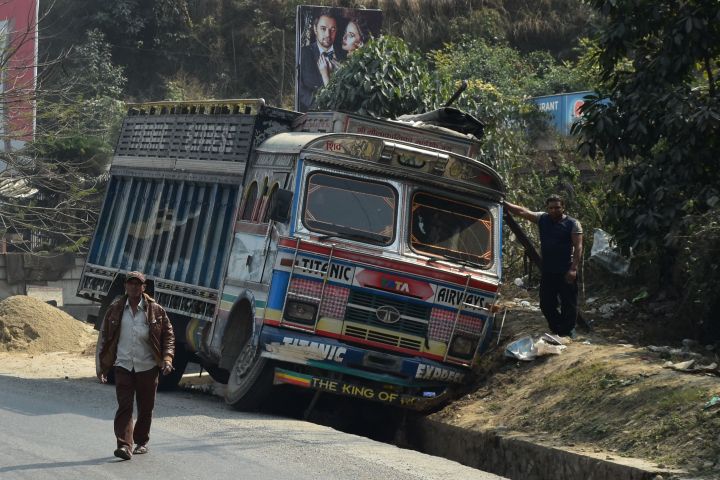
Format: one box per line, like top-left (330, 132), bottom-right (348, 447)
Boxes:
top-left (406, 419), bottom-right (679, 480)
top-left (0, 254), bottom-right (99, 322)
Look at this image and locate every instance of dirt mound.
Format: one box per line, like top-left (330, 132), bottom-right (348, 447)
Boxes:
top-left (0, 296), bottom-right (96, 354)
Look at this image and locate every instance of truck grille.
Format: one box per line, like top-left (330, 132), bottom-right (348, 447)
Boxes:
top-left (344, 325), bottom-right (423, 351)
top-left (344, 289), bottom-right (430, 337)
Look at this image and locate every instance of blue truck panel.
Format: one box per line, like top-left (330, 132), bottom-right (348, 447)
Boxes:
top-left (87, 176), bottom-right (239, 290)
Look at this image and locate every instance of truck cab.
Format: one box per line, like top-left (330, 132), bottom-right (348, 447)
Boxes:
top-left (206, 130), bottom-right (504, 410)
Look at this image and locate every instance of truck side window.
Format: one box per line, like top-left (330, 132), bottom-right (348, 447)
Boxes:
top-left (241, 182), bottom-right (258, 221)
top-left (262, 183), bottom-right (279, 224)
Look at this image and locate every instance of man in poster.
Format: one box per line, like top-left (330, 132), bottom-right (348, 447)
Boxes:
top-left (297, 8), bottom-right (341, 112)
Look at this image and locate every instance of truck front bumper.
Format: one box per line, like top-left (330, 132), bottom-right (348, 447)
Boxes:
top-left (259, 325), bottom-right (468, 387)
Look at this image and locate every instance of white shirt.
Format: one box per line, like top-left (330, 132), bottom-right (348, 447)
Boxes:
top-left (316, 43), bottom-right (335, 58)
top-left (114, 297), bottom-right (157, 372)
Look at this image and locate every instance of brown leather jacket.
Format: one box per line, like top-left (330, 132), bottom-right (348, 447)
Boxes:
top-left (97, 293), bottom-right (175, 375)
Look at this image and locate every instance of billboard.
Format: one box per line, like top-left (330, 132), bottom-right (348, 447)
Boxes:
top-left (0, 0), bottom-right (38, 154)
top-left (530, 91), bottom-right (593, 136)
top-left (295, 6), bottom-right (382, 113)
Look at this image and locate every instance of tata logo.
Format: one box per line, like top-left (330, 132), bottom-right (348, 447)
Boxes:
top-left (376, 305), bottom-right (401, 324)
top-left (380, 278), bottom-right (410, 293)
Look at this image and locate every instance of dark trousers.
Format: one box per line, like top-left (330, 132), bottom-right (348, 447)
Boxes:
top-left (114, 366), bottom-right (159, 449)
top-left (539, 272), bottom-right (578, 336)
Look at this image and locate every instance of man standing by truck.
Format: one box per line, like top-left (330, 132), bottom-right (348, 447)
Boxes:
top-left (97, 271), bottom-right (175, 460)
top-left (504, 195), bottom-right (583, 338)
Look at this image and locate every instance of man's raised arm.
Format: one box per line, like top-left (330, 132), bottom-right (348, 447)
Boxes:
top-left (503, 200), bottom-right (541, 224)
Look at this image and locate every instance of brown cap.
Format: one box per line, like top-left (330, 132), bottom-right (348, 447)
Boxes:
top-left (125, 271), bottom-right (146, 284)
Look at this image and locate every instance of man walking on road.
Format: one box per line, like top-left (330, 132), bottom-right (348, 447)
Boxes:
top-left (504, 195), bottom-right (583, 337)
top-left (97, 271), bottom-right (175, 460)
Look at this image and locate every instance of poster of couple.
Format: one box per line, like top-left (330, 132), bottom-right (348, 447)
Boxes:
top-left (295, 6), bottom-right (383, 113)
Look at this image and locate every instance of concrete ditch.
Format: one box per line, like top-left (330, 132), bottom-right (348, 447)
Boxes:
top-left (182, 375), bottom-right (686, 480)
top-left (402, 418), bottom-right (684, 480)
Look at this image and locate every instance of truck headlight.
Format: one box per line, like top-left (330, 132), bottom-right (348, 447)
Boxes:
top-left (284, 300), bottom-right (318, 325)
top-left (449, 334), bottom-right (477, 359)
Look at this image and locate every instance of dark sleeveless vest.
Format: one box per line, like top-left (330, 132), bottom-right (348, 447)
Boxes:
top-left (538, 213), bottom-right (579, 274)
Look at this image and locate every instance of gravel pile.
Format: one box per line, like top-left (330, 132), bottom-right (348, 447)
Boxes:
top-left (0, 295), bottom-right (96, 353)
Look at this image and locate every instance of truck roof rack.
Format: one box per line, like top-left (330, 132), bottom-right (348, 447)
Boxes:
top-left (126, 99), bottom-right (267, 116)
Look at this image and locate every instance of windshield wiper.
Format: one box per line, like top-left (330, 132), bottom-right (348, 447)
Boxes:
top-left (424, 255), bottom-right (445, 264)
top-left (454, 258), bottom-right (486, 269)
top-left (318, 226), bottom-right (388, 244)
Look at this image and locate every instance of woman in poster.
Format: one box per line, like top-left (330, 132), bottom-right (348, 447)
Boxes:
top-left (341, 16), bottom-right (369, 56)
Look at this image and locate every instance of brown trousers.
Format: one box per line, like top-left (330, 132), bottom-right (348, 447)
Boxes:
top-left (114, 366), bottom-right (159, 449)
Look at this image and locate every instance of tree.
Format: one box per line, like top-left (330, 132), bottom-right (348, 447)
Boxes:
top-left (576, 0), bottom-right (720, 253)
top-left (315, 36), bottom-right (433, 118)
top-left (576, 0), bottom-right (720, 340)
top-left (1, 19), bottom-right (123, 253)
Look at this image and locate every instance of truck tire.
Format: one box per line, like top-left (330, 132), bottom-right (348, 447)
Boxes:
top-left (224, 339), bottom-right (274, 411)
top-left (158, 345), bottom-right (190, 391)
top-left (201, 362), bottom-right (230, 384)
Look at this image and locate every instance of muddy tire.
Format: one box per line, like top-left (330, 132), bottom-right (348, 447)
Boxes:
top-left (224, 339), bottom-right (274, 411)
top-left (201, 362), bottom-right (230, 384)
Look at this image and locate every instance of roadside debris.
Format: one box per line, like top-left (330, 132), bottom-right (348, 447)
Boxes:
top-left (647, 345), bottom-right (704, 360)
top-left (505, 334), bottom-right (567, 361)
top-left (589, 228), bottom-right (631, 275)
top-left (704, 395), bottom-right (720, 409)
top-left (663, 359), bottom-right (718, 375)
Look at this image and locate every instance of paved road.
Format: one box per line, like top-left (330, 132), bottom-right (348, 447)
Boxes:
top-left (0, 374), bottom-right (506, 480)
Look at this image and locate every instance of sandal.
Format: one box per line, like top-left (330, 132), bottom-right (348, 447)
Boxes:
top-left (114, 446), bottom-right (132, 460)
top-left (133, 444), bottom-right (149, 455)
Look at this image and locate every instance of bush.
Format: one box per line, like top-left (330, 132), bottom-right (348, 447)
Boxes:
top-left (676, 209), bottom-right (720, 343)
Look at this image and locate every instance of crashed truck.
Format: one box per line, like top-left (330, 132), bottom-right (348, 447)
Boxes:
top-left (78, 99), bottom-right (506, 410)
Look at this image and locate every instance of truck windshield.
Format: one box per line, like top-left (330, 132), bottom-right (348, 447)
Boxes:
top-left (410, 191), bottom-right (493, 268)
top-left (303, 172), bottom-right (397, 246)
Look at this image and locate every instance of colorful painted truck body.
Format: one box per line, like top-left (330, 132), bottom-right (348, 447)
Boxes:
top-left (79, 99), bottom-right (505, 408)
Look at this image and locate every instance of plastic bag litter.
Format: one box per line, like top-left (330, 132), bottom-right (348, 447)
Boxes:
top-left (535, 339), bottom-right (567, 356)
top-left (505, 335), bottom-right (566, 361)
top-left (590, 228), bottom-right (630, 276)
top-left (505, 336), bottom-right (536, 361)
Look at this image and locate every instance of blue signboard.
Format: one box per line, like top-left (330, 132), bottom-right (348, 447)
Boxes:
top-left (529, 91), bottom-right (593, 136)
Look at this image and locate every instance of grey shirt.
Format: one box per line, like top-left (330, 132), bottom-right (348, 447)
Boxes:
top-left (114, 297), bottom-right (156, 372)
top-left (529, 211), bottom-right (583, 234)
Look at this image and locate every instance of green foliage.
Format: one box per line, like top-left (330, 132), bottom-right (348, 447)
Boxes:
top-left (429, 38), bottom-right (591, 172)
top-left (447, 8), bottom-right (507, 44)
top-left (41, 29), bottom-right (126, 142)
top-left (431, 38), bottom-right (591, 97)
top-left (503, 0), bottom-right (595, 56)
top-left (575, 0), bottom-right (720, 341)
top-left (677, 210), bottom-right (720, 342)
top-left (576, 0), bottom-right (720, 254)
top-left (315, 36), bottom-right (433, 118)
top-left (71, 29), bottom-right (126, 98)
top-left (503, 150), bottom-right (610, 276)
top-left (31, 136), bottom-right (113, 176)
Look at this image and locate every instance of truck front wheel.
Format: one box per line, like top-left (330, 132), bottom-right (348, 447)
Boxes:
top-left (224, 339), bottom-right (273, 411)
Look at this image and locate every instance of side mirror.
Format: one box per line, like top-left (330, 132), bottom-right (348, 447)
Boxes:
top-left (268, 189), bottom-right (293, 223)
